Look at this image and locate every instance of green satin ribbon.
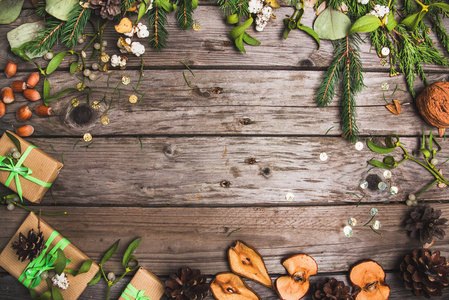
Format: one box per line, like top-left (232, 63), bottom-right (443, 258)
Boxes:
top-left (121, 283), bottom-right (150, 300)
top-left (18, 230), bottom-right (71, 289)
top-left (0, 145), bottom-right (52, 201)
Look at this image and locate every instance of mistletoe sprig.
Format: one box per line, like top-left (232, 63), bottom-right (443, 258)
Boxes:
top-left (88, 238), bottom-right (142, 300)
top-left (367, 132), bottom-right (448, 202)
top-left (283, 1), bottom-right (320, 49)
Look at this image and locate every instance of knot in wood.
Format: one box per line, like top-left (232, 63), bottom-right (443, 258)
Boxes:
top-left (246, 157), bottom-right (257, 164)
top-left (164, 144), bottom-right (177, 157)
top-left (71, 105), bottom-right (95, 125)
top-left (239, 118), bottom-right (251, 125)
top-left (260, 166), bottom-right (272, 178)
top-left (220, 180), bottom-right (231, 188)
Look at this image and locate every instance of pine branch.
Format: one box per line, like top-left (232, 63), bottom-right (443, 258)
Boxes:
top-left (215, 0), bottom-right (248, 16)
top-left (61, 4), bottom-right (92, 48)
top-left (122, 0), bottom-right (139, 11)
top-left (36, 0), bottom-right (46, 17)
top-left (176, 0), bottom-right (194, 30)
top-left (430, 13), bottom-right (449, 54)
top-left (26, 18), bottom-right (65, 55)
top-left (148, 7), bottom-right (169, 50)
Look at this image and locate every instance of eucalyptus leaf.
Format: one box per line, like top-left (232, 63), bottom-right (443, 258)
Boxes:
top-left (313, 8), bottom-right (351, 40)
top-left (349, 15), bottom-right (382, 35)
top-left (401, 10), bottom-right (427, 31)
top-left (45, 0), bottom-right (78, 21)
top-left (7, 21), bottom-right (47, 59)
top-left (298, 25), bottom-right (320, 49)
top-left (368, 159), bottom-right (396, 169)
top-left (46, 51), bottom-right (67, 75)
top-left (100, 240), bottom-right (120, 265)
top-left (51, 288), bottom-right (64, 300)
top-left (6, 131), bottom-right (21, 153)
top-left (227, 14), bottom-right (239, 24)
top-left (242, 32), bottom-right (261, 46)
top-left (0, 0), bottom-right (25, 25)
top-left (43, 78), bottom-right (50, 100)
top-left (123, 238), bottom-right (141, 267)
top-left (432, 3), bottom-right (449, 12)
top-left (54, 249), bottom-right (67, 275)
top-left (229, 17), bottom-right (253, 41)
top-left (386, 12), bottom-right (397, 31)
top-left (88, 270), bottom-right (102, 286)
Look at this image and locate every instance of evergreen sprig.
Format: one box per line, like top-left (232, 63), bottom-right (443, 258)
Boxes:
top-left (215, 0), bottom-right (249, 16)
top-left (148, 7), bottom-right (169, 50)
top-left (61, 4), bottom-right (92, 48)
top-left (176, 0), bottom-right (194, 30)
top-left (26, 18), bottom-right (65, 55)
top-left (122, 0), bottom-right (139, 11)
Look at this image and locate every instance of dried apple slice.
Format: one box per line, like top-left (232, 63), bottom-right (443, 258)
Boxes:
top-left (211, 272), bottom-right (261, 300)
top-left (228, 241), bottom-right (273, 289)
top-left (276, 254), bottom-right (318, 300)
top-left (350, 260), bottom-right (390, 300)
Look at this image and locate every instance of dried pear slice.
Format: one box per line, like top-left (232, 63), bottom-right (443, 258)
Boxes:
top-left (211, 273), bottom-right (261, 300)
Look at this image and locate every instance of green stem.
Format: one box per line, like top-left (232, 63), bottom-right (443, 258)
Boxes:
top-left (106, 282), bottom-right (112, 300)
top-left (407, 156), bottom-right (448, 185)
top-left (10, 200), bottom-right (67, 216)
top-left (364, 215), bottom-right (375, 226)
top-left (416, 179), bottom-right (439, 199)
top-left (111, 269), bottom-right (129, 286)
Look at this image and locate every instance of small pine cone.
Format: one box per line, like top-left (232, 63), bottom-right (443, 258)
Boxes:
top-left (312, 277), bottom-right (354, 300)
top-left (405, 205), bottom-right (447, 244)
top-left (11, 229), bottom-right (45, 262)
top-left (165, 267), bottom-right (209, 300)
top-left (400, 248), bottom-right (449, 298)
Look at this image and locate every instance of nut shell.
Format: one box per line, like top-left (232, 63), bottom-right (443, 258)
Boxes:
top-left (23, 89), bottom-right (41, 101)
top-left (0, 102), bottom-right (5, 118)
top-left (11, 81), bottom-right (26, 93)
top-left (416, 81), bottom-right (449, 137)
top-left (26, 72), bottom-right (40, 88)
top-left (16, 105), bottom-right (32, 122)
top-left (34, 105), bottom-right (52, 117)
top-left (1, 87), bottom-right (15, 104)
top-left (16, 125), bottom-right (34, 137)
top-left (5, 62), bottom-right (17, 78)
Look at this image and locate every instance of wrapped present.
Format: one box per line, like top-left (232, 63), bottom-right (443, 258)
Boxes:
top-left (119, 267), bottom-right (165, 300)
top-left (0, 212), bottom-right (99, 299)
top-left (0, 131), bottom-right (63, 203)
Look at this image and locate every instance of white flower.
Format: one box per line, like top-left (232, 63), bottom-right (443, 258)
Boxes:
top-left (111, 54), bottom-right (127, 67)
top-left (131, 42), bottom-right (145, 56)
top-left (369, 5), bottom-right (390, 18)
top-left (357, 0), bottom-right (369, 4)
top-left (52, 273), bottom-right (69, 290)
top-left (124, 27), bottom-right (137, 37)
top-left (248, 0), bottom-right (263, 14)
top-left (137, 28), bottom-right (149, 38)
top-left (261, 6), bottom-right (272, 17)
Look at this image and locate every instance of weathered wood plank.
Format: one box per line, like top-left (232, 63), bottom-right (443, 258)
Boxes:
top-left (1, 205), bottom-right (447, 275)
top-left (0, 136), bottom-right (447, 206)
top-left (1, 7), bottom-right (448, 70)
top-left (1, 272), bottom-right (448, 300)
top-left (1, 70), bottom-right (446, 137)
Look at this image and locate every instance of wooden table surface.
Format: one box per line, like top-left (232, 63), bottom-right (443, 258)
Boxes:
top-left (1, 2), bottom-right (448, 299)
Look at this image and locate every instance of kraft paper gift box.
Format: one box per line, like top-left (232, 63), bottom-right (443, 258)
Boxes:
top-left (0, 131), bottom-right (63, 203)
top-left (119, 267), bottom-right (165, 300)
top-left (0, 212), bottom-right (99, 299)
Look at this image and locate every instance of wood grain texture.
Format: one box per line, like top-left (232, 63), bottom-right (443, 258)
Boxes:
top-left (0, 136), bottom-right (447, 206)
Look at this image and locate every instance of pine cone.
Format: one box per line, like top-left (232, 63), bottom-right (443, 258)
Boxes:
top-left (400, 248), bottom-right (449, 298)
top-left (11, 229), bottom-right (45, 262)
top-left (88, 0), bottom-right (121, 20)
top-left (312, 277), bottom-right (354, 300)
top-left (405, 205), bottom-right (447, 244)
top-left (165, 267), bottom-right (210, 300)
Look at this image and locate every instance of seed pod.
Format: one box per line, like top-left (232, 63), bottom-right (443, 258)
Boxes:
top-left (1, 87), bottom-right (15, 104)
top-left (16, 105), bottom-right (32, 121)
top-left (0, 102), bottom-right (5, 118)
top-left (34, 105), bottom-right (52, 117)
top-left (4, 62), bottom-right (17, 78)
top-left (16, 125), bottom-right (34, 137)
top-left (26, 72), bottom-right (40, 88)
top-left (11, 81), bottom-right (26, 93)
top-left (23, 89), bottom-right (41, 101)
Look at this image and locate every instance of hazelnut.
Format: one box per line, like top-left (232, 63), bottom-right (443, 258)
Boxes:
top-left (23, 89), bottom-right (41, 101)
top-left (11, 81), bottom-right (26, 93)
top-left (26, 72), bottom-right (40, 89)
top-left (4, 62), bottom-right (17, 78)
top-left (16, 125), bottom-right (34, 137)
top-left (1, 87), bottom-right (15, 104)
top-left (16, 105), bottom-right (32, 121)
top-left (34, 104), bottom-right (53, 117)
top-left (0, 102), bottom-right (5, 118)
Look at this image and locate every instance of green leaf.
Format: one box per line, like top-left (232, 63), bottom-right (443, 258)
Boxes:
top-left (227, 14), bottom-right (239, 24)
top-left (367, 139), bottom-right (397, 154)
top-left (432, 3), bottom-right (449, 13)
top-left (0, 0), bottom-right (25, 25)
top-left (7, 21), bottom-right (48, 59)
top-left (386, 11), bottom-right (397, 31)
top-left (54, 249), bottom-right (67, 275)
top-left (88, 270), bottom-right (102, 286)
top-left (383, 156), bottom-right (396, 166)
top-left (44, 87), bottom-right (78, 105)
top-left (234, 34), bottom-right (246, 53)
top-left (51, 288), bottom-right (64, 300)
top-left (46, 51), bottom-right (67, 75)
top-left (401, 10), bottom-right (427, 31)
top-left (158, 0), bottom-right (175, 12)
top-left (368, 159), bottom-right (396, 169)
top-left (30, 289), bottom-right (40, 300)
top-left (69, 61), bottom-right (78, 74)
top-left (229, 18), bottom-right (253, 41)
top-left (100, 240), bottom-right (120, 265)
top-left (40, 291), bottom-right (52, 300)
top-left (283, 27), bottom-right (292, 39)
top-left (6, 131), bottom-right (21, 153)
top-left (385, 135), bottom-right (400, 148)
top-left (137, 0), bottom-right (150, 23)
top-left (76, 259), bottom-right (93, 276)
top-left (45, 0), bottom-right (78, 21)
top-left (43, 78), bottom-right (50, 100)
top-left (313, 8), bottom-right (351, 40)
top-left (242, 32), bottom-right (261, 46)
top-left (123, 238), bottom-right (141, 268)
top-left (349, 15), bottom-right (382, 35)
top-left (429, 131), bottom-right (433, 151)
top-left (192, 0), bottom-right (198, 9)
top-left (298, 25), bottom-right (320, 49)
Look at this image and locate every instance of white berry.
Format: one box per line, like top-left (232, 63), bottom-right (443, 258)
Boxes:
top-left (406, 199), bottom-right (413, 206)
top-left (94, 43), bottom-right (101, 50)
top-left (44, 52), bottom-right (54, 60)
top-left (102, 40), bottom-right (108, 47)
top-left (77, 37), bottom-right (85, 44)
top-left (408, 194), bottom-right (416, 201)
top-left (7, 203), bottom-right (15, 211)
top-left (431, 158), bottom-right (438, 165)
top-left (10, 147), bottom-right (17, 153)
top-left (12, 151), bottom-right (21, 159)
top-left (41, 271), bottom-right (48, 280)
top-left (92, 63), bottom-right (99, 70)
top-left (107, 272), bottom-right (116, 281)
top-left (83, 69), bottom-right (91, 77)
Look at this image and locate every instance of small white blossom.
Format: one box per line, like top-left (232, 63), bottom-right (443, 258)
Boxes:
top-left (357, 0), bottom-right (369, 4)
top-left (369, 5), bottom-right (390, 18)
top-left (131, 42), bottom-right (145, 56)
top-left (51, 273), bottom-right (69, 290)
top-left (124, 27), bottom-right (137, 37)
top-left (248, 0), bottom-right (263, 14)
top-left (110, 54), bottom-right (127, 67)
top-left (137, 27), bottom-right (149, 38)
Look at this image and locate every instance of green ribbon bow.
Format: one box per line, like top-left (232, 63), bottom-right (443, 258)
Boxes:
top-left (0, 145), bottom-right (52, 201)
top-left (19, 231), bottom-right (71, 289)
top-left (121, 283), bottom-right (150, 300)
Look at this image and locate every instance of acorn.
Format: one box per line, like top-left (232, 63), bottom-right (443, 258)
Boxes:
top-left (11, 81), bottom-right (26, 93)
top-left (16, 125), bottom-right (34, 137)
top-left (1, 87), bottom-right (15, 104)
top-left (26, 72), bottom-right (40, 89)
top-left (34, 105), bottom-right (52, 117)
top-left (4, 62), bottom-right (17, 78)
top-left (0, 102), bottom-right (5, 118)
top-left (23, 89), bottom-right (41, 101)
top-left (16, 105), bottom-right (32, 121)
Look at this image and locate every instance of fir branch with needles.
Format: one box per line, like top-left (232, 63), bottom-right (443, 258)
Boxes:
top-left (26, 18), bottom-right (65, 55)
top-left (215, 0), bottom-right (249, 16)
top-left (61, 4), bottom-right (92, 48)
top-left (176, 0), bottom-right (194, 30)
top-left (148, 7), bottom-right (169, 50)
top-left (122, 0), bottom-right (139, 11)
